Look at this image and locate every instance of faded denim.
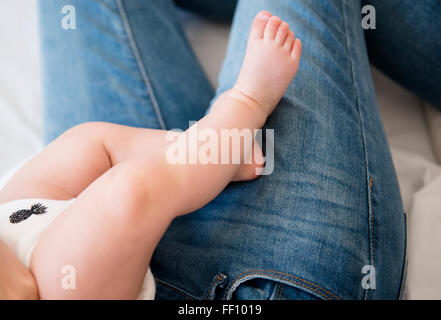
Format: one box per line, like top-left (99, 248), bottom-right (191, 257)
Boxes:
top-left (39, 0), bottom-right (441, 299)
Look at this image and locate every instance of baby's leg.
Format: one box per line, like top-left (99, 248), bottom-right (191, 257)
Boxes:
top-left (30, 154), bottom-right (174, 299)
top-left (0, 123), bottom-right (168, 204)
top-left (0, 122), bottom-right (261, 205)
top-left (31, 12), bottom-right (301, 299)
top-left (29, 134), bottom-right (259, 299)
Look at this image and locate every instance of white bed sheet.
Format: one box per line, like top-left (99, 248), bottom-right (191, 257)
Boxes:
top-left (0, 0), bottom-right (42, 179)
top-left (1, 0), bottom-right (441, 299)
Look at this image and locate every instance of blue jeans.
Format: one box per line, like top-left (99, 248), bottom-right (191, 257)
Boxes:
top-left (39, 0), bottom-right (441, 299)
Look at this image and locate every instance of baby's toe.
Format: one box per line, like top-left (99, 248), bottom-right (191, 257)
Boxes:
top-left (291, 38), bottom-right (302, 61)
top-left (283, 30), bottom-right (295, 52)
top-left (250, 11), bottom-right (272, 40)
top-left (275, 21), bottom-right (290, 45)
top-left (264, 16), bottom-right (282, 40)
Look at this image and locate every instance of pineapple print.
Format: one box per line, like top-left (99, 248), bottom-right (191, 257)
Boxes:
top-left (9, 203), bottom-right (47, 224)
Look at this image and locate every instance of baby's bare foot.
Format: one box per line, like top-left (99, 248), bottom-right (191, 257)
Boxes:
top-left (233, 11), bottom-right (302, 118)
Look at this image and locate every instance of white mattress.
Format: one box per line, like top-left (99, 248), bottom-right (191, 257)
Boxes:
top-left (1, 0), bottom-right (441, 299)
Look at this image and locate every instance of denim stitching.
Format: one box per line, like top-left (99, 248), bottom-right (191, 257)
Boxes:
top-left (155, 277), bottom-right (197, 300)
top-left (225, 272), bottom-right (333, 300)
top-left (275, 282), bottom-right (282, 300)
top-left (398, 212), bottom-right (408, 299)
top-left (276, 283), bottom-right (284, 300)
top-left (368, 177), bottom-right (375, 291)
top-left (278, 284), bottom-right (285, 300)
top-left (272, 281), bottom-right (281, 300)
top-left (342, 0), bottom-right (374, 300)
top-left (222, 270), bottom-right (341, 300)
top-left (203, 274), bottom-right (226, 300)
top-left (203, 282), bottom-right (214, 300)
top-left (116, 0), bottom-right (167, 130)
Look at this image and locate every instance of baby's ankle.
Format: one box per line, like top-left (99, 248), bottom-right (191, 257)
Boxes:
top-left (229, 85), bottom-right (269, 123)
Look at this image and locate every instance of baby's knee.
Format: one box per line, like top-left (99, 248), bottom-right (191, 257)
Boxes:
top-left (62, 122), bottom-right (109, 140)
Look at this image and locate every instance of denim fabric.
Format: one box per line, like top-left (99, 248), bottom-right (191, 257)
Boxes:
top-left (363, 0), bottom-right (441, 109)
top-left (40, 0), bottom-right (215, 141)
top-left (37, 0), bottom-right (441, 299)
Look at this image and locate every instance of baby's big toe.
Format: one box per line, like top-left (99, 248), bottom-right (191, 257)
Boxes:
top-left (250, 11), bottom-right (272, 40)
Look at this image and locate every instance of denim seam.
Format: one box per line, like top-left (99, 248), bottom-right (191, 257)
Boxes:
top-left (155, 277), bottom-right (198, 300)
top-left (369, 177), bottom-right (375, 288)
top-left (116, 0), bottom-right (167, 130)
top-left (225, 273), bottom-right (332, 300)
top-left (398, 212), bottom-right (408, 299)
top-left (274, 282), bottom-right (281, 300)
top-left (203, 274), bottom-right (226, 300)
top-left (342, 0), bottom-right (374, 300)
top-left (269, 281), bottom-right (282, 300)
top-left (222, 269), bottom-right (341, 300)
top-left (276, 283), bottom-right (285, 300)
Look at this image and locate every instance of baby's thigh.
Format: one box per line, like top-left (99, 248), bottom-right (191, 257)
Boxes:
top-left (0, 123), bottom-right (112, 204)
top-left (29, 164), bottom-right (159, 299)
top-left (31, 161), bottom-right (170, 299)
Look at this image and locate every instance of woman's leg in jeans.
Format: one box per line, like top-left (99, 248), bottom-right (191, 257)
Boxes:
top-left (151, 0), bottom-right (406, 300)
top-left (39, 0), bottom-right (214, 142)
top-left (363, 0), bottom-right (441, 109)
top-left (174, 0), bottom-right (237, 22)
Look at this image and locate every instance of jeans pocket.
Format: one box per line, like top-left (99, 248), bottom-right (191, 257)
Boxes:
top-left (221, 270), bottom-right (340, 300)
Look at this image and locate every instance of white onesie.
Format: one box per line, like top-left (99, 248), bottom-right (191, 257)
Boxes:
top-left (0, 198), bottom-right (155, 299)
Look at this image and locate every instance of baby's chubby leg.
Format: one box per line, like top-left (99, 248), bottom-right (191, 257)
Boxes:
top-left (95, 11), bottom-right (302, 219)
top-left (30, 12), bottom-right (301, 299)
top-left (0, 123), bottom-right (261, 205)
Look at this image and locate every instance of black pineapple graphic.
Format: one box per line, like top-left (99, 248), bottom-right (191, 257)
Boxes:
top-left (9, 203), bottom-right (47, 224)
